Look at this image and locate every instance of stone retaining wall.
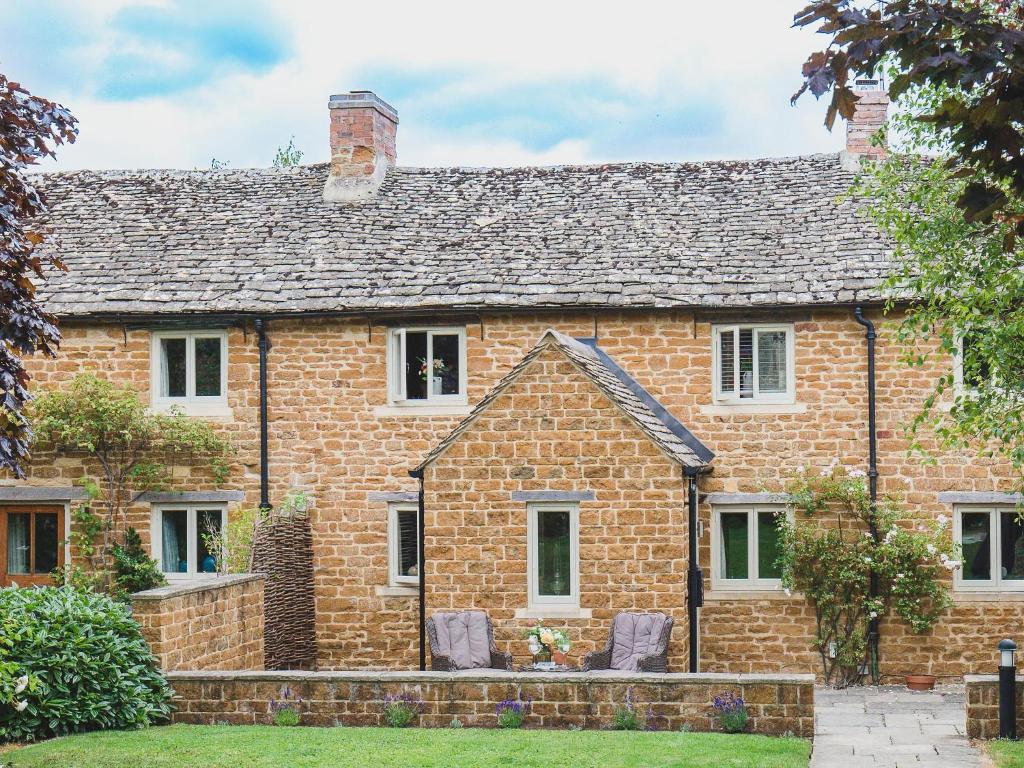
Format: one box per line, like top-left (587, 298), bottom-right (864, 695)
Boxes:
top-left (166, 670), bottom-right (814, 737)
top-left (965, 674), bottom-right (1022, 739)
top-left (132, 575), bottom-right (265, 671)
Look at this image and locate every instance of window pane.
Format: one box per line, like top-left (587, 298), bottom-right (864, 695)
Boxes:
top-left (1001, 512), bottom-right (1024, 580)
top-left (397, 510), bottom-right (419, 579)
top-left (161, 510), bottom-right (188, 573)
top-left (196, 510), bottom-right (222, 574)
top-left (537, 510), bottom-right (571, 596)
top-left (431, 333), bottom-right (461, 396)
top-left (720, 512), bottom-right (749, 579)
top-left (757, 331), bottom-right (787, 394)
top-left (160, 338), bottom-right (187, 398)
top-left (718, 329), bottom-right (735, 395)
top-left (757, 512), bottom-right (782, 579)
top-left (739, 328), bottom-right (754, 398)
top-left (33, 513), bottom-right (59, 574)
top-left (961, 512), bottom-right (991, 581)
top-left (6, 513), bottom-right (30, 575)
top-left (194, 337), bottom-right (222, 397)
top-left (405, 331), bottom-right (428, 400)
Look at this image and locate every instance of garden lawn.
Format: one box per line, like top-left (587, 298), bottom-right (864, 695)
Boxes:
top-left (5, 724), bottom-right (810, 768)
top-left (986, 740), bottom-right (1024, 767)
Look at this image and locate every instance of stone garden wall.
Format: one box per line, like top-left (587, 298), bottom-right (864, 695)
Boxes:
top-left (166, 669), bottom-right (814, 737)
top-left (965, 675), bottom-right (1022, 739)
top-left (131, 574), bottom-right (265, 671)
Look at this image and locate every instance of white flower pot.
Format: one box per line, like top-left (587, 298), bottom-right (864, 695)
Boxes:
top-left (431, 376), bottom-right (443, 395)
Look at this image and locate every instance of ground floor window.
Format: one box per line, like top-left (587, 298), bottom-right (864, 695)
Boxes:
top-left (388, 503), bottom-right (420, 586)
top-left (151, 505), bottom-right (226, 579)
top-left (0, 506), bottom-right (64, 586)
top-left (955, 506), bottom-right (1024, 591)
top-left (711, 505), bottom-right (786, 590)
top-left (527, 503), bottom-right (579, 608)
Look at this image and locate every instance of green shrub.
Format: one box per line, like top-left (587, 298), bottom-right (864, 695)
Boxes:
top-left (111, 528), bottom-right (166, 597)
top-left (610, 688), bottom-right (642, 731)
top-left (382, 693), bottom-right (422, 728)
top-left (0, 586), bottom-right (173, 742)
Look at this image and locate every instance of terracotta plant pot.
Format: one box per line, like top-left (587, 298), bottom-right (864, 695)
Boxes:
top-left (553, 650), bottom-right (567, 666)
top-left (905, 674), bottom-right (936, 691)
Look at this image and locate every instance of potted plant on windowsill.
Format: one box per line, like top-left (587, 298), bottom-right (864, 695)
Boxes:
top-left (419, 357), bottom-right (450, 396)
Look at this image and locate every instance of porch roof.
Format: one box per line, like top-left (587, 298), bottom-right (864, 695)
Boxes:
top-left (416, 330), bottom-right (713, 471)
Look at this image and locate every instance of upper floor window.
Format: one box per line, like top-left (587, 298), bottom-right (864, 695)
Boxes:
top-left (151, 504), bottom-right (226, 580)
top-left (387, 327), bottom-right (467, 405)
top-left (388, 503), bottom-right (420, 586)
top-left (955, 331), bottom-right (1022, 393)
top-left (711, 505), bottom-right (787, 591)
top-left (712, 324), bottom-right (794, 404)
top-left (955, 505), bottom-right (1024, 591)
top-left (527, 503), bottom-right (579, 609)
top-left (151, 330), bottom-right (228, 413)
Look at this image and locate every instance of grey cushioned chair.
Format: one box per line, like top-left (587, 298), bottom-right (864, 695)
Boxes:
top-left (426, 611), bottom-right (512, 671)
top-left (583, 612), bottom-right (674, 673)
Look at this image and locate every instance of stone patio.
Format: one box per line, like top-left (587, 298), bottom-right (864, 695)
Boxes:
top-left (811, 685), bottom-right (982, 767)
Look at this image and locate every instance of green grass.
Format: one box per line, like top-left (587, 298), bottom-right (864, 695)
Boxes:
top-left (986, 740), bottom-right (1024, 767)
top-left (4, 724), bottom-right (810, 768)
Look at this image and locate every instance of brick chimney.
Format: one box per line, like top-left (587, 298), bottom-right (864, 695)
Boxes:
top-left (843, 78), bottom-right (889, 168)
top-left (322, 91), bottom-right (398, 203)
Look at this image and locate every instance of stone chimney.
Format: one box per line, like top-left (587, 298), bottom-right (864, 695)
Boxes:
top-left (843, 78), bottom-right (889, 168)
top-left (322, 91), bottom-right (398, 203)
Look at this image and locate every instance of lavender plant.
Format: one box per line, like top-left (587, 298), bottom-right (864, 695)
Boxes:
top-left (712, 691), bottom-right (749, 734)
top-left (495, 696), bottom-right (532, 729)
top-left (383, 692), bottom-right (424, 728)
top-left (270, 685), bottom-right (303, 726)
top-left (610, 687), bottom-right (642, 731)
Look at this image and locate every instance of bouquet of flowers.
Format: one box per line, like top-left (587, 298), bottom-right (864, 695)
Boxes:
top-left (523, 621), bottom-right (570, 659)
top-left (418, 357), bottom-right (449, 382)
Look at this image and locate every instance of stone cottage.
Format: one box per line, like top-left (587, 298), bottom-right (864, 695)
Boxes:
top-left (3, 85), bottom-right (1020, 680)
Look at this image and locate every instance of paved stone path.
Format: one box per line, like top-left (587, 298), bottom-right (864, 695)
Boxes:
top-left (811, 685), bottom-right (983, 767)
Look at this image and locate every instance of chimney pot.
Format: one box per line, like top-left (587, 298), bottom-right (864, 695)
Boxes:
top-left (323, 90), bottom-right (398, 203)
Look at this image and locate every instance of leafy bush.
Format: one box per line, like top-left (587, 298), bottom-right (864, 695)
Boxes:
top-left (496, 696), bottom-right (531, 729)
top-left (712, 691), bottom-right (749, 734)
top-left (610, 687), bottom-right (642, 731)
top-left (112, 528), bottom-right (166, 597)
top-left (270, 686), bottom-right (303, 727)
top-left (0, 586), bottom-right (173, 742)
top-left (382, 693), bottom-right (423, 728)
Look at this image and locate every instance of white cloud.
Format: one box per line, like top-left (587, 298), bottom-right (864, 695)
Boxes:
top-left (29, 0), bottom-right (846, 171)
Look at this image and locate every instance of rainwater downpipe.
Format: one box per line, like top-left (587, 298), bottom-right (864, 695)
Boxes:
top-left (685, 466), bottom-right (703, 673)
top-left (853, 306), bottom-right (880, 683)
top-left (255, 318), bottom-right (271, 511)
top-left (409, 468), bottom-right (426, 671)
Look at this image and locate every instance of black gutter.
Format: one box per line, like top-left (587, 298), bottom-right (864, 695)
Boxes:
top-left (255, 318), bottom-right (271, 511)
top-left (409, 468), bottom-right (426, 671)
top-left (685, 466), bottom-right (704, 673)
top-left (853, 306), bottom-right (880, 684)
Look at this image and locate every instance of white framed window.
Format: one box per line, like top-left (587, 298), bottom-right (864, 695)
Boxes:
top-left (711, 505), bottom-right (788, 591)
top-left (712, 324), bottom-right (795, 404)
top-left (386, 327), bottom-right (467, 406)
top-left (527, 503), bottom-right (579, 609)
top-left (954, 505), bottom-right (1024, 592)
top-left (150, 330), bottom-right (228, 414)
top-left (954, 332), bottom-right (1022, 394)
top-left (388, 503), bottom-right (420, 586)
top-left (150, 505), bottom-right (227, 580)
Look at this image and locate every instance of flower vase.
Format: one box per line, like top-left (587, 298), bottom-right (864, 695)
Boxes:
top-left (431, 376), bottom-right (443, 395)
top-left (552, 650), bottom-right (567, 666)
top-left (534, 646), bottom-right (553, 669)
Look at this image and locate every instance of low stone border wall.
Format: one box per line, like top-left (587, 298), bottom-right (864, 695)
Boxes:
top-left (965, 674), bottom-right (1022, 739)
top-left (167, 669), bottom-right (814, 736)
top-left (132, 574), bottom-right (265, 671)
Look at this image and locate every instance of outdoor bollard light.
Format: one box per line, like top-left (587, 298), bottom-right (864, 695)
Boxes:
top-left (999, 639), bottom-right (1017, 740)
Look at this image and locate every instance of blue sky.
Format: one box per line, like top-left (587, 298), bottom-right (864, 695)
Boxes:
top-left (2, 1), bottom-right (847, 170)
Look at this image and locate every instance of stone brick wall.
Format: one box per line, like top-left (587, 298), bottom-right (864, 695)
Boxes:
top-left (7, 308), bottom-right (1021, 678)
top-left (131, 575), bottom-right (265, 671)
top-left (965, 675), bottom-right (1022, 739)
top-left (166, 669), bottom-right (814, 736)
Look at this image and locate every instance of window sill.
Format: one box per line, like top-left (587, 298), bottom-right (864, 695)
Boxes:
top-left (701, 403), bottom-right (805, 416)
top-left (374, 405), bottom-right (472, 418)
top-left (514, 606), bottom-right (592, 620)
top-left (375, 585), bottom-right (418, 597)
top-left (953, 590), bottom-right (1024, 602)
top-left (704, 589), bottom-right (793, 602)
top-left (150, 402), bottom-right (234, 421)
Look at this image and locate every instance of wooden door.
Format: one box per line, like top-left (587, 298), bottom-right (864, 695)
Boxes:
top-left (0, 506), bottom-right (65, 587)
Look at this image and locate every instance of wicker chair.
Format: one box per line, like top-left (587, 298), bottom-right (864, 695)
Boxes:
top-left (583, 612), bottom-right (674, 673)
top-left (426, 611), bottom-right (512, 671)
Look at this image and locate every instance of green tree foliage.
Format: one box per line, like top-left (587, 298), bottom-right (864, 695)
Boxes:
top-left (778, 463), bottom-right (956, 687)
top-left (32, 374), bottom-right (233, 589)
top-left (0, 586), bottom-right (172, 742)
top-left (272, 137), bottom-right (303, 168)
top-left (111, 528), bottom-right (166, 597)
top-left (0, 74), bottom-right (77, 477)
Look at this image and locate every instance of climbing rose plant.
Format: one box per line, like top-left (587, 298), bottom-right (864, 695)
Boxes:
top-left (777, 461), bottom-right (958, 687)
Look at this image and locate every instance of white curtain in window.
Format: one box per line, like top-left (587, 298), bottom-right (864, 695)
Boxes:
top-left (7, 514), bottom-right (30, 574)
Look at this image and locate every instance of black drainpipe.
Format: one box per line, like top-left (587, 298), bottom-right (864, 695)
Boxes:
top-left (685, 466), bottom-right (703, 673)
top-left (255, 318), bottom-right (271, 511)
top-left (409, 468), bottom-right (426, 671)
top-left (853, 306), bottom-right (880, 683)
